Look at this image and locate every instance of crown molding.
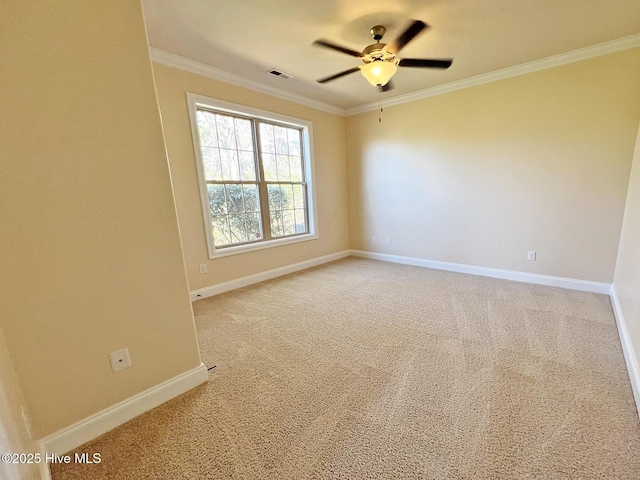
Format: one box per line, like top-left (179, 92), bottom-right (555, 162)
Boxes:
top-left (149, 48), bottom-right (347, 116)
top-left (345, 33), bottom-right (640, 116)
top-left (151, 34), bottom-right (640, 118)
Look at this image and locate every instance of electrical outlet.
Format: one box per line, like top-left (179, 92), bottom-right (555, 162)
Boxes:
top-left (109, 348), bottom-right (131, 372)
top-left (199, 264), bottom-right (207, 274)
top-left (371, 236), bottom-right (376, 244)
top-left (527, 251), bottom-right (536, 261)
top-left (386, 237), bottom-right (392, 245)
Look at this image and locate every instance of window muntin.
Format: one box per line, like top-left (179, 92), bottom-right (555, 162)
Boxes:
top-left (189, 95), bottom-right (316, 257)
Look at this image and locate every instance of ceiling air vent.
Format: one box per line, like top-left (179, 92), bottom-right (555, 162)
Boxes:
top-left (267, 69), bottom-right (293, 79)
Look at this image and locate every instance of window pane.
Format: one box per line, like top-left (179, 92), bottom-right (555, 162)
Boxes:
top-left (216, 115), bottom-right (236, 149)
top-left (196, 111), bottom-right (218, 147)
top-left (225, 184), bottom-right (243, 214)
top-left (202, 147), bottom-right (222, 181)
top-left (282, 209), bottom-right (295, 236)
top-left (226, 214), bottom-right (247, 243)
top-left (242, 184), bottom-right (260, 213)
top-left (245, 213), bottom-right (262, 241)
top-left (239, 150), bottom-right (256, 181)
top-left (287, 129), bottom-right (301, 156)
top-left (269, 209), bottom-right (283, 237)
top-left (207, 184), bottom-right (227, 217)
top-left (289, 155), bottom-right (303, 182)
top-left (212, 214), bottom-right (231, 247)
top-left (267, 184), bottom-right (284, 211)
top-left (276, 154), bottom-right (291, 182)
top-left (259, 124), bottom-right (305, 184)
top-left (281, 184), bottom-right (294, 209)
top-left (262, 153), bottom-right (277, 181)
top-left (259, 123), bottom-right (275, 153)
top-left (274, 126), bottom-right (288, 154)
top-left (220, 148), bottom-right (240, 181)
top-left (294, 208), bottom-right (307, 233)
top-left (268, 184), bottom-right (296, 238)
top-left (292, 184), bottom-right (305, 209)
top-left (235, 118), bottom-right (253, 151)
top-left (208, 183), bottom-right (263, 247)
top-left (268, 184), bottom-right (293, 210)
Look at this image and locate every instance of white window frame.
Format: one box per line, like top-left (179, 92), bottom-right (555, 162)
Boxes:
top-left (187, 93), bottom-right (319, 258)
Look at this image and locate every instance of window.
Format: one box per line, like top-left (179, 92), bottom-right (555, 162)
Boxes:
top-left (187, 94), bottom-right (317, 257)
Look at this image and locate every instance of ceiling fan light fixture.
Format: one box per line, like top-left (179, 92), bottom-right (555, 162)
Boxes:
top-left (361, 60), bottom-right (397, 87)
top-left (314, 20), bottom-right (451, 89)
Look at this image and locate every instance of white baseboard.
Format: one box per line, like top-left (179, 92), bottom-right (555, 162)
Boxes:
top-left (38, 363), bottom-right (208, 457)
top-left (350, 250), bottom-right (611, 294)
top-left (39, 462), bottom-right (52, 480)
top-left (610, 286), bottom-right (640, 415)
top-left (190, 250), bottom-right (351, 301)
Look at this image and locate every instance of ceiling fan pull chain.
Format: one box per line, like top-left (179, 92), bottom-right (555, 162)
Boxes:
top-left (379, 100), bottom-right (383, 123)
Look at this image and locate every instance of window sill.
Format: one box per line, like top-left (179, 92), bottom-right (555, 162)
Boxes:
top-left (209, 233), bottom-right (318, 259)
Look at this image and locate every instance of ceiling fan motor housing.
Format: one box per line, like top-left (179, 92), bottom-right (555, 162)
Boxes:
top-left (370, 25), bottom-right (386, 41)
top-left (362, 43), bottom-right (396, 64)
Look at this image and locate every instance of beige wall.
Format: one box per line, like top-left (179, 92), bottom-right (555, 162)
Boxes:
top-left (346, 48), bottom-right (640, 283)
top-left (0, 1), bottom-right (201, 438)
top-left (152, 63), bottom-right (350, 290)
top-left (613, 122), bottom-right (640, 379)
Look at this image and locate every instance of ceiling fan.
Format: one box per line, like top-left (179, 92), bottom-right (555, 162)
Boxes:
top-left (313, 20), bottom-right (453, 91)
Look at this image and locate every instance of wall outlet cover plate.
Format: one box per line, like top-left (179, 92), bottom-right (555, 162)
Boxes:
top-left (109, 348), bottom-right (131, 372)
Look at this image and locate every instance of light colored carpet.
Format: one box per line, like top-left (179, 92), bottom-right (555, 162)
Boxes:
top-left (52, 257), bottom-right (640, 479)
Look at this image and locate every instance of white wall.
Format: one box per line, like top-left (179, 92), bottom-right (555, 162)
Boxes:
top-left (612, 122), bottom-right (640, 405)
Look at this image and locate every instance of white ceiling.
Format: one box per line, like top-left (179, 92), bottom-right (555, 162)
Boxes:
top-left (142, 0), bottom-right (640, 112)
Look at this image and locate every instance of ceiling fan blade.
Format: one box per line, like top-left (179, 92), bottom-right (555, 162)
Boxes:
top-left (313, 39), bottom-right (363, 58)
top-left (387, 20), bottom-right (428, 54)
top-left (398, 58), bottom-right (453, 69)
top-left (316, 67), bottom-right (361, 84)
